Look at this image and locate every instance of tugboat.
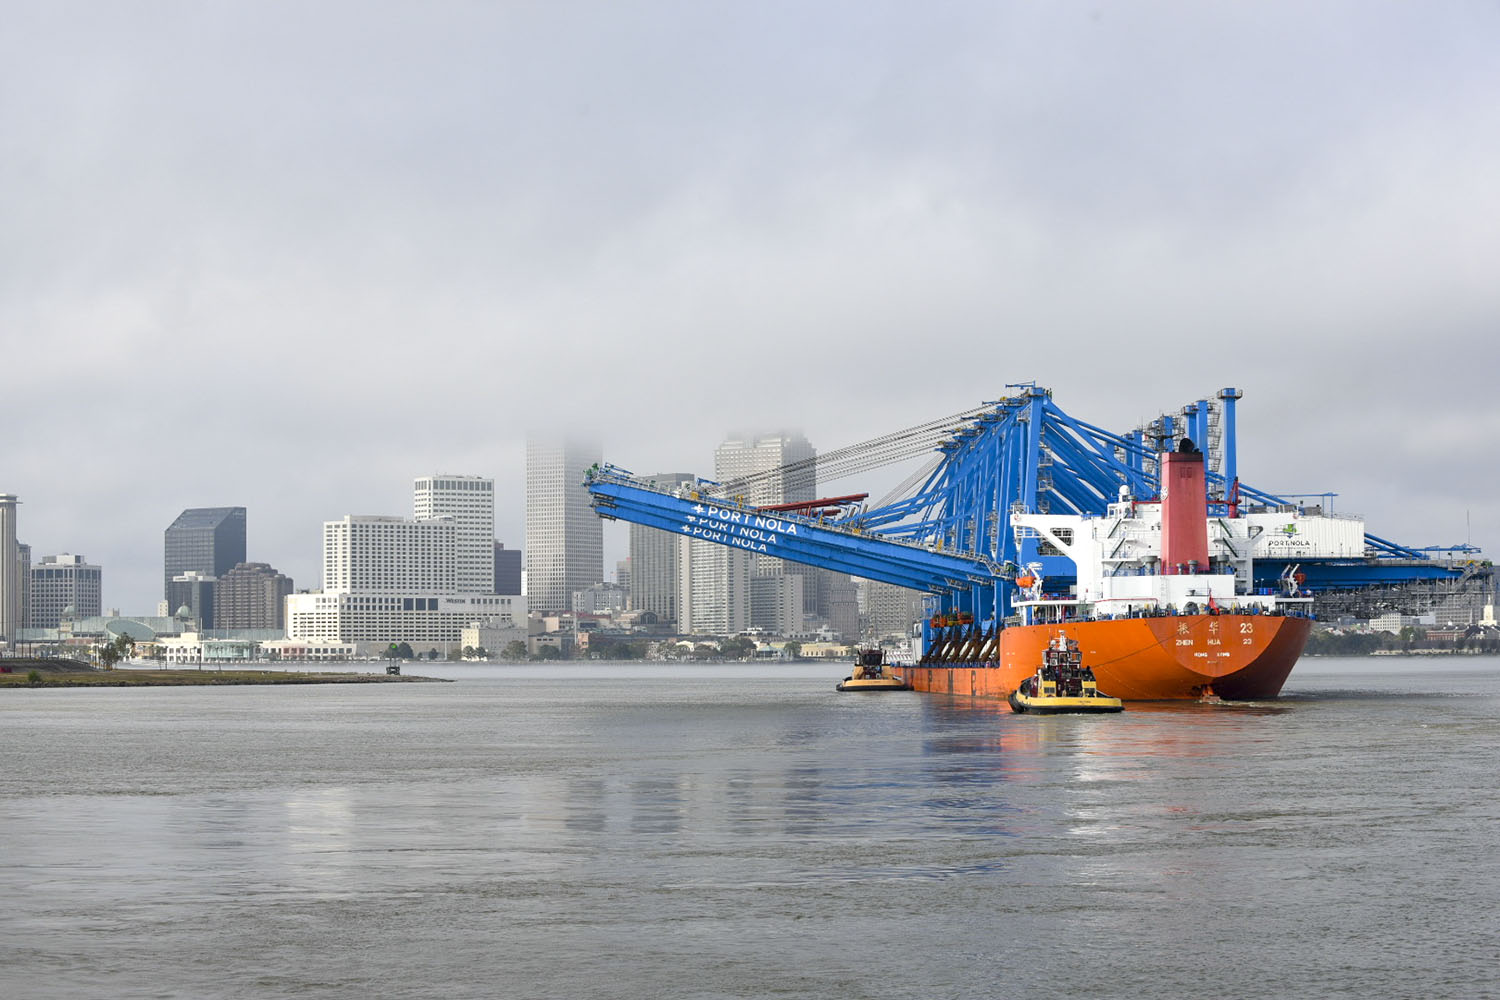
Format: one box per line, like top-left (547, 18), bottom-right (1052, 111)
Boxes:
top-left (837, 649), bottom-right (912, 692)
top-left (1008, 635), bottom-right (1123, 714)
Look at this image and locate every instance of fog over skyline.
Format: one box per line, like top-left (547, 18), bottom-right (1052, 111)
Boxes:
top-left (4, 3), bottom-right (1497, 613)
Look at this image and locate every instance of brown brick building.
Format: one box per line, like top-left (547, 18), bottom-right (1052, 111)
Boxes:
top-left (214, 562), bottom-right (293, 630)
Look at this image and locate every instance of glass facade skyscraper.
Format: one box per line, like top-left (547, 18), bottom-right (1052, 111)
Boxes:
top-left (163, 507), bottom-right (246, 600)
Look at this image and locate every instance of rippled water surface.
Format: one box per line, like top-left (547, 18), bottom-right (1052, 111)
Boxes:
top-left (4, 658), bottom-right (1499, 999)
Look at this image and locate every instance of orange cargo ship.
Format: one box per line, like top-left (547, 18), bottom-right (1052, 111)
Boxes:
top-left (905, 612), bottom-right (1311, 702)
top-left (910, 443), bottom-right (1314, 701)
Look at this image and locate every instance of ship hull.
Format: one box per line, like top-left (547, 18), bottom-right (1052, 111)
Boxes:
top-left (905, 614), bottom-right (1311, 701)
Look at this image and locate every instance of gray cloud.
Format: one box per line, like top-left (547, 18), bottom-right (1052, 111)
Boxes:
top-left (4, 1), bottom-right (1497, 609)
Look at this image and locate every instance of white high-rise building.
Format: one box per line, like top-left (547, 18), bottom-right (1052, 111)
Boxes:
top-left (321, 516), bottom-right (456, 595)
top-left (0, 494), bottom-right (19, 648)
top-left (525, 440), bottom-right (603, 613)
top-left (679, 538), bottom-right (750, 635)
top-left (628, 472), bottom-right (697, 623)
top-left (30, 554), bottom-right (103, 628)
top-left (289, 509), bottom-right (524, 650)
top-left (414, 475), bottom-right (495, 593)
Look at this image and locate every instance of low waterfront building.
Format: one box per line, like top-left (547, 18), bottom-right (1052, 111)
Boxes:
top-left (1369, 612), bottom-right (1435, 634)
top-left (285, 592), bottom-right (527, 655)
top-left (259, 638), bottom-right (356, 661)
top-left (155, 633), bottom-right (257, 665)
top-left (529, 631), bottom-right (574, 658)
top-left (572, 582), bottom-right (627, 615)
top-left (460, 624), bottom-right (527, 656)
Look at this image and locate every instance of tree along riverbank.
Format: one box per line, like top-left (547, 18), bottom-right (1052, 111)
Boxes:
top-left (1304, 629), bottom-right (1500, 656)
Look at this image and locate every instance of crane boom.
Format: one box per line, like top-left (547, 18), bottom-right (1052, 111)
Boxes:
top-left (585, 469), bottom-right (1004, 599)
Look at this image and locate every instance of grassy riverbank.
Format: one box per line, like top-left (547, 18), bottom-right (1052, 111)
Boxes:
top-left (0, 660), bottom-right (447, 687)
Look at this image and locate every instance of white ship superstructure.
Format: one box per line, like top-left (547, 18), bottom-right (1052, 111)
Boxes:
top-left (1009, 488), bottom-right (1344, 625)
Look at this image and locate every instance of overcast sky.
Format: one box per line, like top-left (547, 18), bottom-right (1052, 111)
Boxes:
top-left (4, 2), bottom-right (1497, 613)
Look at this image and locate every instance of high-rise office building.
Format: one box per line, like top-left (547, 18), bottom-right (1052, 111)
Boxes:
top-left (819, 573), bottom-right (861, 641)
top-left (493, 542), bottom-right (522, 595)
top-left (627, 472), bottom-right (696, 623)
top-left (168, 571), bottom-right (215, 628)
top-left (525, 440), bottom-right (602, 613)
top-left (215, 562), bottom-right (294, 630)
top-left (750, 573), bottom-right (805, 636)
top-left (29, 554), bottom-right (103, 628)
top-left (678, 539), bottom-right (750, 635)
top-left (859, 579), bottom-right (926, 639)
top-left (714, 432), bottom-right (816, 506)
top-left (414, 475), bottom-right (495, 593)
top-left (16, 541), bottom-right (30, 633)
top-left (694, 431), bottom-right (845, 636)
top-left (0, 494), bottom-right (19, 646)
top-left (164, 507), bottom-right (246, 599)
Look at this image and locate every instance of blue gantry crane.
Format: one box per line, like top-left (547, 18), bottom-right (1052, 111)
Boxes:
top-left (584, 385), bottom-right (1477, 628)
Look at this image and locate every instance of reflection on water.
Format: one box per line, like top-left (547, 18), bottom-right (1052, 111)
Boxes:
top-left (2, 658), bottom-right (1498, 999)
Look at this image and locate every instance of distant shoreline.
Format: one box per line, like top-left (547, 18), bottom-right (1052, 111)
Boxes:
top-left (1306, 649), bottom-right (1499, 657)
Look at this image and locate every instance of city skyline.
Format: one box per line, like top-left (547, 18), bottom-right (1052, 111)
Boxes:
top-left (4, 5), bottom-right (1498, 612)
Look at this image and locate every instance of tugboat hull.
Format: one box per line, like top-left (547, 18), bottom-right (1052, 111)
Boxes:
top-left (835, 676), bottom-right (912, 692)
top-left (1007, 690), bottom-right (1123, 714)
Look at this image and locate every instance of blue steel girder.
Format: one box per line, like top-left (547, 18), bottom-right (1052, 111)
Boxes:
top-left (586, 476), bottom-right (1003, 602)
top-left (1363, 532), bottom-right (1427, 560)
top-left (1045, 411), bottom-right (1158, 495)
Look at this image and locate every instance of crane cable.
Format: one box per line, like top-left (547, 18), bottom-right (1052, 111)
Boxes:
top-left (707, 405), bottom-right (992, 500)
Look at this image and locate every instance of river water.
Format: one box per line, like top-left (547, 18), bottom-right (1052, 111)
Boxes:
top-left (3, 658), bottom-right (1498, 999)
